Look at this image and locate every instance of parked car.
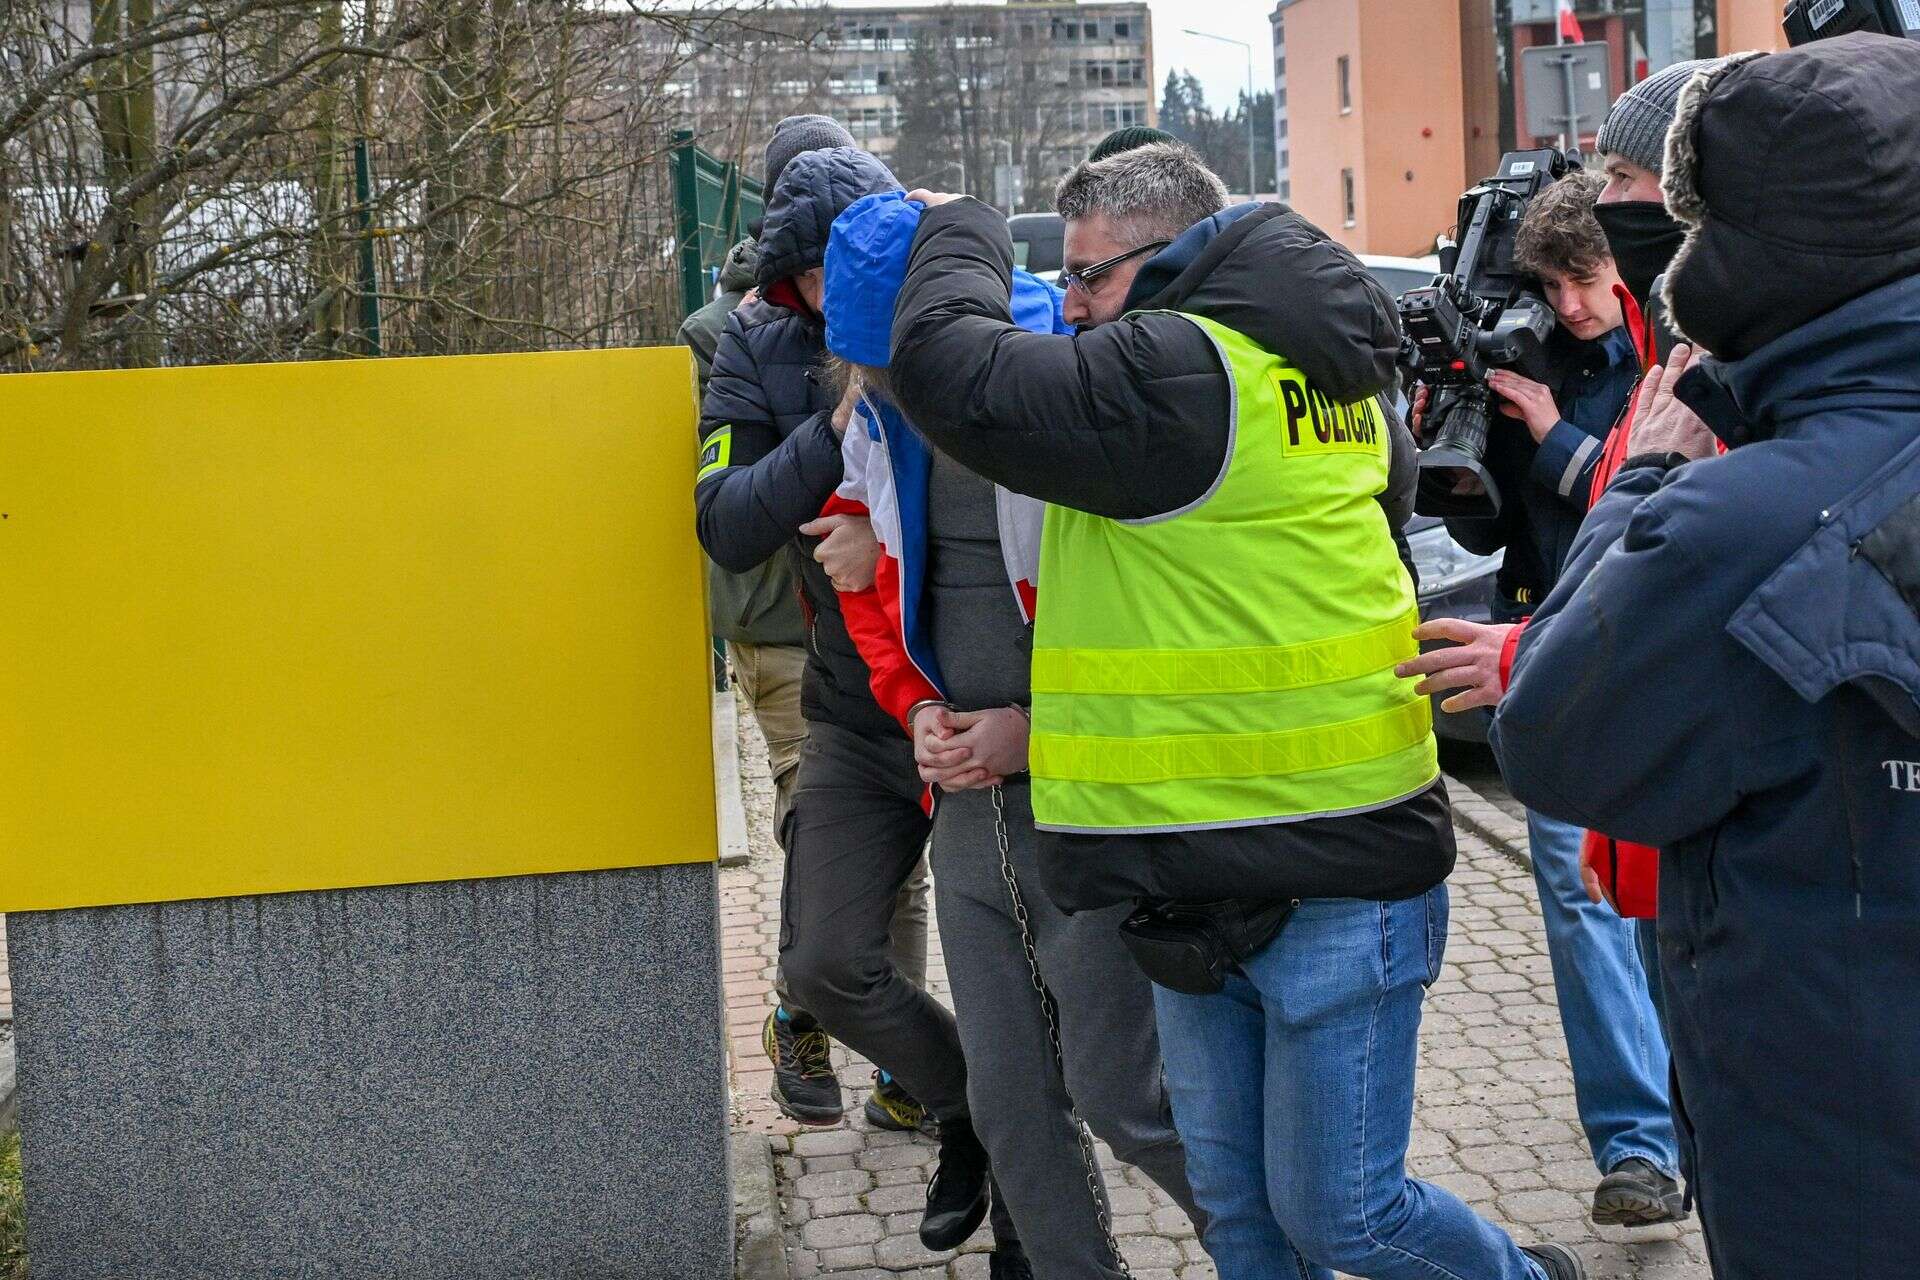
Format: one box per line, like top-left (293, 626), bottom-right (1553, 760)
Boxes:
top-left (1357, 252), bottom-right (1441, 302)
top-left (1361, 254), bottom-right (1500, 743)
top-left (1008, 212), bottom-right (1064, 277)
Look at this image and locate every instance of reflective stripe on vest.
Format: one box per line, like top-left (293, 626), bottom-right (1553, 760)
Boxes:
top-left (1032, 608), bottom-right (1421, 696)
top-left (1028, 311), bottom-right (1437, 834)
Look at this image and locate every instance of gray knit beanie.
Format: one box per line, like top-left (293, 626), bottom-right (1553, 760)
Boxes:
top-left (1596, 58), bottom-right (1723, 174)
top-left (764, 115), bottom-right (857, 192)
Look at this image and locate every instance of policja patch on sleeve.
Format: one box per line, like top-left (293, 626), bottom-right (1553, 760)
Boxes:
top-left (696, 425), bottom-right (732, 482)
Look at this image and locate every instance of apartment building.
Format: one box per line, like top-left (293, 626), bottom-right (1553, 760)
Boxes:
top-left (1274, 0), bottom-right (1793, 256)
top-left (659, 2), bottom-right (1153, 204)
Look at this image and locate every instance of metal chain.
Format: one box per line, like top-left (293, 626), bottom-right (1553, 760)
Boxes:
top-left (992, 783), bottom-right (1131, 1277)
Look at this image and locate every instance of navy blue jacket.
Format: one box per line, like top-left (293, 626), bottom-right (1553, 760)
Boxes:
top-left (1490, 273), bottom-right (1920, 1279)
top-left (695, 148), bottom-right (904, 736)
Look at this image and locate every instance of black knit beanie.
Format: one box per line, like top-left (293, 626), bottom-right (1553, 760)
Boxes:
top-left (1089, 126), bottom-right (1177, 163)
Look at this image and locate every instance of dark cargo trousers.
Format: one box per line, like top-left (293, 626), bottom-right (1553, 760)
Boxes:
top-left (777, 719), bottom-right (968, 1123)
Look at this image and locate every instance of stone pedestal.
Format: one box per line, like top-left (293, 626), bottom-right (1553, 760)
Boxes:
top-left (8, 864), bottom-right (728, 1280)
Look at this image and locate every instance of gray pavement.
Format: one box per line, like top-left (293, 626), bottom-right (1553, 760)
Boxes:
top-left (724, 709), bottom-right (1707, 1280)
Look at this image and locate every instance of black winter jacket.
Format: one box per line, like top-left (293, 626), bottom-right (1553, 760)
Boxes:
top-left (889, 197), bottom-right (1453, 912)
top-left (695, 148), bottom-right (903, 737)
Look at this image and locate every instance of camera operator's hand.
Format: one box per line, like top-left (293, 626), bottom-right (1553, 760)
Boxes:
top-left (1409, 385), bottom-right (1431, 437)
top-left (1485, 370), bottom-right (1562, 444)
top-left (1625, 344), bottom-right (1718, 462)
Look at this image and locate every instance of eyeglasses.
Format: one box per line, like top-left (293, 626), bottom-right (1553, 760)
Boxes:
top-left (1060, 240), bottom-right (1170, 295)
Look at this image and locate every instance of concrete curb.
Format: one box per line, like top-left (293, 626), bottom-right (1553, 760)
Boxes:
top-left (731, 1131), bottom-right (789, 1280)
top-left (0, 1036), bottom-right (16, 1137)
top-left (713, 690), bottom-right (751, 869)
top-left (1443, 771), bottom-right (1533, 873)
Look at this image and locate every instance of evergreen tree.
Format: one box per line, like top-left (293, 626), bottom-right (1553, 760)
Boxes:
top-left (892, 33), bottom-right (959, 189)
top-left (1158, 69), bottom-right (1194, 140)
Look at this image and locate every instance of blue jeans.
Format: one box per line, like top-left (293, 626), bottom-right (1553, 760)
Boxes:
top-left (1526, 810), bottom-right (1678, 1176)
top-left (1153, 889), bottom-right (1545, 1280)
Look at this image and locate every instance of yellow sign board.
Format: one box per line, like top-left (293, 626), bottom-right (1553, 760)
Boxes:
top-left (0, 348), bottom-right (716, 912)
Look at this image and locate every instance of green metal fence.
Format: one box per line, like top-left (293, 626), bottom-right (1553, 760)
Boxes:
top-left (672, 130), bottom-right (765, 321)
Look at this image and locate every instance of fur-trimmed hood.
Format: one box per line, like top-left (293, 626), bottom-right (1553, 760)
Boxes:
top-left (1658, 33), bottom-right (1920, 361)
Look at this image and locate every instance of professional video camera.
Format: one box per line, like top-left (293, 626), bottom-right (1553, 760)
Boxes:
top-left (1784, 0), bottom-right (1920, 45)
top-left (1397, 147), bottom-right (1573, 519)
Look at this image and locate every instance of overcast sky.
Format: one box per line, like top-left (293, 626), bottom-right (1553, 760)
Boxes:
top-left (823, 1), bottom-right (1279, 111)
top-left (1144, 1), bottom-right (1279, 109)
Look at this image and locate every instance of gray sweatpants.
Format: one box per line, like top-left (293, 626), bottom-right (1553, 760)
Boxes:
top-left (933, 779), bottom-right (1203, 1279)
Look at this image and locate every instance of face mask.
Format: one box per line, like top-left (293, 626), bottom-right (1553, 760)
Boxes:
top-left (1593, 200), bottom-right (1687, 304)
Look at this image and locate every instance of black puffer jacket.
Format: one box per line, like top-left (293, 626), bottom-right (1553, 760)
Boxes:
top-left (695, 147), bottom-right (903, 737)
top-left (889, 197), bottom-right (1452, 912)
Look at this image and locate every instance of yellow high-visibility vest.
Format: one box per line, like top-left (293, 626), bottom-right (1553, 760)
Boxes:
top-left (1029, 312), bottom-right (1437, 833)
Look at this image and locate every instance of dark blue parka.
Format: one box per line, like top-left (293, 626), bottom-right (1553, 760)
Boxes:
top-left (1490, 271), bottom-right (1920, 1277)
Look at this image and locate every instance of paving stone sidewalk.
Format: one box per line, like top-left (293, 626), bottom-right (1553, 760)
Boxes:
top-left (722, 710), bottom-right (1704, 1280)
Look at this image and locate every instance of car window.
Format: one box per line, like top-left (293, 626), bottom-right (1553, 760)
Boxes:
top-left (1365, 267), bottom-right (1434, 301)
top-left (1008, 215), bottom-right (1063, 274)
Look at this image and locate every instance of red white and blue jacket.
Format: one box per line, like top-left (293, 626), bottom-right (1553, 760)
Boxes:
top-left (831, 396), bottom-right (1044, 733)
top-left (828, 271), bottom-right (1068, 738)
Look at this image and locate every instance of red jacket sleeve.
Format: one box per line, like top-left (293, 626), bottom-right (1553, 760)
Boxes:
top-left (820, 491), bottom-right (942, 731)
top-left (1499, 619), bottom-right (1528, 692)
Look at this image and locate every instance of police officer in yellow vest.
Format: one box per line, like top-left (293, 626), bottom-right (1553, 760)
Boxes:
top-left (892, 146), bottom-right (1588, 1280)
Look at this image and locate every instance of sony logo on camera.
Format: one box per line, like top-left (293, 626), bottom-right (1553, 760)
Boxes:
top-left (1784, 0), bottom-right (1920, 45)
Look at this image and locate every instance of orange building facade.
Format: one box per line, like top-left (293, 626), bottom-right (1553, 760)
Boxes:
top-left (1274, 0), bottom-right (1795, 257)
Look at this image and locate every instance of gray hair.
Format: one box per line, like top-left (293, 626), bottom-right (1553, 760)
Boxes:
top-left (1054, 143), bottom-right (1229, 246)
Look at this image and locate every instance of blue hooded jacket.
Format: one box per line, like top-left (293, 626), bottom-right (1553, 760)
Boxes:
top-left (1491, 271), bottom-right (1920, 1276)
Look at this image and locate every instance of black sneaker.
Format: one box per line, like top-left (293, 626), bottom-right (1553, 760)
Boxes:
top-left (864, 1070), bottom-right (936, 1135)
top-left (761, 1007), bottom-right (843, 1126)
top-left (1592, 1157), bottom-right (1686, 1227)
top-left (1521, 1243), bottom-right (1589, 1280)
top-left (988, 1244), bottom-right (1035, 1280)
top-left (919, 1115), bottom-right (991, 1251)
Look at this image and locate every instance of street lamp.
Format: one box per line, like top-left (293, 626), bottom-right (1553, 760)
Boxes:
top-left (991, 138), bottom-right (1020, 212)
top-left (1184, 27), bottom-right (1259, 198)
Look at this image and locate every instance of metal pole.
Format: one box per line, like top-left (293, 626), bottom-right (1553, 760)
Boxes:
top-left (671, 129), bottom-right (705, 322)
top-left (1245, 44), bottom-right (1257, 196)
top-left (353, 137), bottom-right (381, 356)
top-left (1554, 8), bottom-right (1568, 151)
top-left (1183, 28), bottom-right (1259, 197)
top-left (1560, 53), bottom-right (1581, 156)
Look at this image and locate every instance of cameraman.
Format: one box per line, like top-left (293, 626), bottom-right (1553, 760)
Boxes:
top-left (1416, 170), bottom-right (1684, 1227)
top-left (1424, 172), bottom-right (1638, 617)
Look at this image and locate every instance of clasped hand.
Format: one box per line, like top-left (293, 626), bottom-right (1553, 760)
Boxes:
top-left (912, 704), bottom-right (1028, 792)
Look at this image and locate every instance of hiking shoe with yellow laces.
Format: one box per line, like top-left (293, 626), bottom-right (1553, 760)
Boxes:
top-left (762, 1006), bottom-right (843, 1125)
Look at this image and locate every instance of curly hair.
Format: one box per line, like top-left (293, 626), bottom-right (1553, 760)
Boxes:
top-left (1514, 170), bottom-right (1611, 279)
